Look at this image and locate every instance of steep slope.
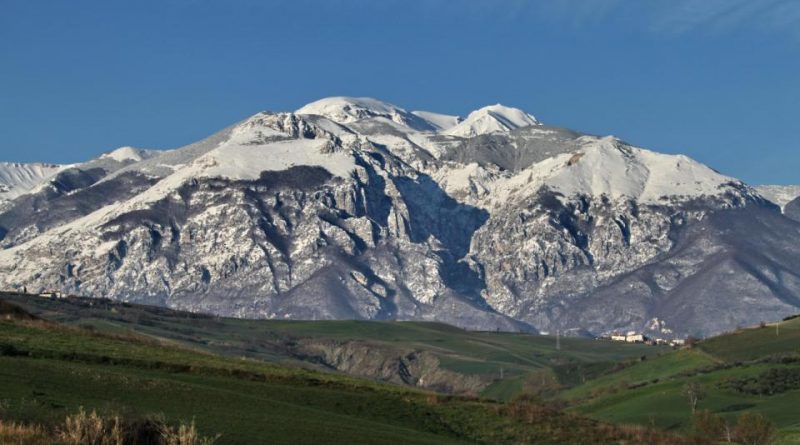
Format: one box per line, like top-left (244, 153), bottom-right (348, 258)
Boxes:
top-left (785, 197), bottom-right (800, 223)
top-left (0, 147), bottom-right (162, 248)
top-left (757, 185), bottom-right (800, 222)
top-left (0, 97), bottom-right (798, 337)
top-left (755, 185), bottom-right (800, 211)
top-left (0, 162), bottom-right (69, 207)
top-left (464, 137), bottom-right (789, 337)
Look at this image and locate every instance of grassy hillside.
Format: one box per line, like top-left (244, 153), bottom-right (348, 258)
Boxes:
top-left (565, 317), bottom-right (800, 444)
top-left (4, 293), bottom-right (797, 443)
top-left (698, 317), bottom-right (800, 362)
top-left (0, 301), bottom-right (688, 445)
top-left (1, 292), bottom-right (662, 399)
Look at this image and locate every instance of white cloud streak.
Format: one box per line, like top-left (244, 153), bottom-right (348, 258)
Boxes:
top-left (404, 0), bottom-right (800, 40)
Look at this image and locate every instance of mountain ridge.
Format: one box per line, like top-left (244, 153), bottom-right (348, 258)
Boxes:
top-left (0, 97), bottom-right (797, 338)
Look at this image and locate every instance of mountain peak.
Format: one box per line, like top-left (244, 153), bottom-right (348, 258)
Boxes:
top-left (444, 104), bottom-right (539, 137)
top-left (296, 97), bottom-right (442, 132)
top-left (296, 97), bottom-right (402, 122)
top-left (99, 146), bottom-right (159, 163)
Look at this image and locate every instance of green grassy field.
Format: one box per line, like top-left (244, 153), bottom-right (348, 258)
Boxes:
top-left (564, 318), bottom-right (800, 444)
top-left (0, 303), bottom-right (689, 445)
top-left (4, 293), bottom-right (798, 444)
top-left (1, 293), bottom-right (662, 399)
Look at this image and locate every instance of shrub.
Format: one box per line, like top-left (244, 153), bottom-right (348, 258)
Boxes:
top-left (719, 368), bottom-right (800, 395)
top-left (691, 410), bottom-right (727, 444)
top-left (1, 408), bottom-right (219, 445)
top-left (733, 412), bottom-right (776, 445)
top-left (162, 419), bottom-right (219, 445)
top-left (58, 408), bottom-right (118, 444)
top-left (0, 420), bottom-right (52, 445)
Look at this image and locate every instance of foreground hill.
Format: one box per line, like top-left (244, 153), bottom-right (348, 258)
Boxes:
top-left (564, 316), bottom-right (800, 444)
top-left (1, 97), bottom-right (799, 337)
top-left (0, 298), bottom-right (689, 445)
top-left (0, 292), bottom-right (661, 397)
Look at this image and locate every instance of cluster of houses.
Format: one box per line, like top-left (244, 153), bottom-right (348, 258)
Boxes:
top-left (4, 287), bottom-right (69, 299)
top-left (37, 290), bottom-right (68, 299)
top-left (607, 331), bottom-right (686, 347)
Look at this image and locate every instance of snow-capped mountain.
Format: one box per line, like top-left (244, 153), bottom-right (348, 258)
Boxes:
top-left (756, 185), bottom-right (800, 212)
top-left (297, 96), bottom-right (439, 132)
top-left (0, 97), bottom-right (798, 337)
top-left (99, 146), bottom-right (161, 164)
top-left (0, 162), bottom-right (70, 208)
top-left (444, 104), bottom-right (539, 137)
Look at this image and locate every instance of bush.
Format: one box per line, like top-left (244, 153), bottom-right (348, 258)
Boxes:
top-left (733, 412), bottom-right (776, 445)
top-left (162, 420), bottom-right (218, 445)
top-left (1, 408), bottom-right (219, 445)
top-left (720, 368), bottom-right (800, 395)
top-left (691, 410), bottom-right (727, 444)
top-left (0, 420), bottom-right (52, 445)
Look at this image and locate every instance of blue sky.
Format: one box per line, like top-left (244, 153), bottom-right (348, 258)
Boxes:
top-left (1, 0), bottom-right (798, 184)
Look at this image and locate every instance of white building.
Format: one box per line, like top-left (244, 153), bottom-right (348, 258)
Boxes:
top-left (625, 334), bottom-right (646, 343)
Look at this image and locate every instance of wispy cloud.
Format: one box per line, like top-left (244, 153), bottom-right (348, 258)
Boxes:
top-left (238, 0), bottom-right (800, 42)
top-left (645, 0), bottom-right (800, 37)
top-left (410, 0), bottom-right (800, 40)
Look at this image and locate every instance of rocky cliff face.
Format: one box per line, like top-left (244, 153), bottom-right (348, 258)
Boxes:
top-left (288, 338), bottom-right (485, 394)
top-left (1, 97), bottom-right (798, 337)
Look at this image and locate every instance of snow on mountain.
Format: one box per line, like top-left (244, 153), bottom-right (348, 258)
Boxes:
top-left (755, 185), bottom-right (800, 211)
top-left (297, 97), bottom-right (391, 122)
top-left (411, 110), bottom-right (461, 131)
top-left (206, 112), bottom-right (358, 180)
top-left (488, 136), bottom-right (747, 208)
top-left (444, 104), bottom-right (539, 137)
top-left (0, 96), bottom-right (797, 338)
top-left (127, 137), bottom-right (355, 206)
top-left (0, 162), bottom-right (70, 204)
top-left (99, 146), bottom-right (160, 163)
top-left (296, 96), bottom-right (438, 132)
top-left (433, 162), bottom-right (501, 201)
top-left (295, 97), bottom-right (540, 143)
top-left (96, 111), bottom-right (360, 209)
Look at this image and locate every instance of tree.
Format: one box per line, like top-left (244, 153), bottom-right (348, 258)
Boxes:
top-left (733, 412), bottom-right (776, 445)
top-left (684, 382), bottom-right (706, 414)
top-left (692, 410), bottom-right (727, 444)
